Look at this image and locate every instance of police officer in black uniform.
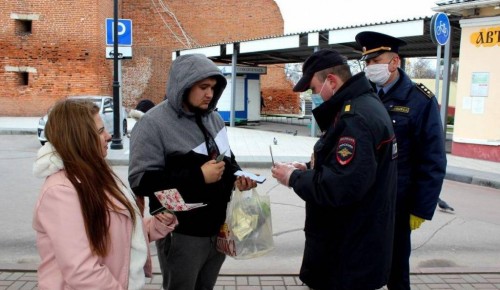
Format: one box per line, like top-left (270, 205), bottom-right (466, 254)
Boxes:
top-left (355, 31), bottom-right (447, 290)
top-left (272, 49), bottom-right (398, 290)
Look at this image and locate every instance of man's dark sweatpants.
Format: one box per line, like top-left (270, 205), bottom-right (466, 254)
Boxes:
top-left (156, 232), bottom-right (226, 290)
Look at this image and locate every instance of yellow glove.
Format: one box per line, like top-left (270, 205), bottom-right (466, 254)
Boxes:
top-left (409, 214), bottom-right (425, 230)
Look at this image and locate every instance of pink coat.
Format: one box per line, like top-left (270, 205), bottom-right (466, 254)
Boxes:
top-left (33, 170), bottom-right (174, 290)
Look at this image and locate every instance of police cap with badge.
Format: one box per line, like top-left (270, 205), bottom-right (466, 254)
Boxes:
top-left (355, 31), bottom-right (407, 61)
top-left (356, 31), bottom-right (435, 99)
top-left (293, 49), bottom-right (347, 92)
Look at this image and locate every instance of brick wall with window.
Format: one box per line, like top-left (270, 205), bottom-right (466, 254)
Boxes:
top-left (0, 0), bottom-right (297, 116)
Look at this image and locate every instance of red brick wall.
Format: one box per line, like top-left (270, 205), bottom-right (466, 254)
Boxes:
top-left (261, 66), bottom-right (300, 114)
top-left (121, 0), bottom-right (296, 111)
top-left (0, 0), bottom-right (297, 116)
top-left (0, 0), bottom-right (115, 116)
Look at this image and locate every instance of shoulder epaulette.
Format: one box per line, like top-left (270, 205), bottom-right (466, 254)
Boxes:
top-left (340, 101), bottom-right (354, 116)
top-left (416, 83), bottom-right (434, 99)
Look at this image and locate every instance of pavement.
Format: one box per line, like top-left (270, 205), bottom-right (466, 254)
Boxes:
top-left (4, 116), bottom-right (499, 189)
top-left (1, 116), bottom-right (500, 289)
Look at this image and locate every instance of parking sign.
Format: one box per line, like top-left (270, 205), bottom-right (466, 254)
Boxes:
top-left (106, 18), bottom-right (132, 46)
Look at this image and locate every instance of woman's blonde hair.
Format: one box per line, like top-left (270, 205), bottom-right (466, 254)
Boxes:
top-left (45, 98), bottom-right (136, 257)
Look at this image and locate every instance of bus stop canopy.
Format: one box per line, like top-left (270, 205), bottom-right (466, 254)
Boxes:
top-left (173, 16), bottom-right (461, 65)
top-left (172, 15), bottom-right (461, 129)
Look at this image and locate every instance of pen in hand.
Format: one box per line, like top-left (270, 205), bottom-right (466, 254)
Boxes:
top-left (269, 145), bottom-right (275, 166)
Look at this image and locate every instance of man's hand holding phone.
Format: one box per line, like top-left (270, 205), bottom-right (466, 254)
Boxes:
top-left (235, 175), bottom-right (257, 191)
top-left (234, 170), bottom-right (266, 183)
top-left (216, 151), bottom-right (226, 163)
top-left (152, 208), bottom-right (178, 231)
top-left (201, 159), bottom-right (225, 184)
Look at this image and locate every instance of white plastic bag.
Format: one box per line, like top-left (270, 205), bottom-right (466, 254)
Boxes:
top-left (216, 188), bottom-right (274, 259)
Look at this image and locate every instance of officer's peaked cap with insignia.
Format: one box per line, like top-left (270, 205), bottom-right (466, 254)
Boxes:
top-left (293, 49), bottom-right (347, 92)
top-left (355, 31), bottom-right (407, 61)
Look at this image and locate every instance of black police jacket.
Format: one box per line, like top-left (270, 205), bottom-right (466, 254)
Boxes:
top-left (288, 72), bottom-right (397, 290)
top-left (380, 68), bottom-right (446, 220)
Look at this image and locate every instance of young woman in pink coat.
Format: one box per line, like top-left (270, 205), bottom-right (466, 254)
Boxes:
top-left (33, 99), bottom-right (178, 290)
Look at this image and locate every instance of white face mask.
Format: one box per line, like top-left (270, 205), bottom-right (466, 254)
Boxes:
top-left (364, 63), bottom-right (390, 86)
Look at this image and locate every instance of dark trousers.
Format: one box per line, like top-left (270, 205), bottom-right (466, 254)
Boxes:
top-left (387, 211), bottom-right (412, 290)
top-left (156, 232), bottom-right (226, 290)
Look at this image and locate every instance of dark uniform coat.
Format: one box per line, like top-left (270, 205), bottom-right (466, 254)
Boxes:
top-left (288, 72), bottom-right (398, 290)
top-left (382, 68), bottom-right (447, 220)
top-left (381, 68), bottom-right (447, 290)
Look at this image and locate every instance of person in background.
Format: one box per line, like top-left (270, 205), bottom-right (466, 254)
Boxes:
top-left (128, 98), bottom-right (156, 209)
top-left (128, 54), bottom-right (257, 290)
top-left (271, 48), bottom-right (398, 290)
top-left (355, 31), bottom-right (447, 290)
top-left (32, 99), bottom-right (177, 290)
top-left (260, 91), bottom-right (266, 112)
top-left (129, 99), bottom-right (156, 121)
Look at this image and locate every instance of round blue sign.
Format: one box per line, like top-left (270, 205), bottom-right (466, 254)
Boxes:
top-left (430, 13), bottom-right (450, 46)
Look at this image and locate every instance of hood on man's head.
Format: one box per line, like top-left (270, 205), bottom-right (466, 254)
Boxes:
top-left (293, 49), bottom-right (347, 92)
top-left (166, 54), bottom-right (227, 114)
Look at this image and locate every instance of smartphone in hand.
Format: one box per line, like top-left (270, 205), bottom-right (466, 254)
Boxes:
top-left (234, 170), bottom-right (266, 184)
top-left (150, 206), bottom-right (173, 216)
top-left (216, 150), bottom-right (226, 163)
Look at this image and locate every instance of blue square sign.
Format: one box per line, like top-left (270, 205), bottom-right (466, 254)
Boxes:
top-left (106, 18), bottom-right (132, 46)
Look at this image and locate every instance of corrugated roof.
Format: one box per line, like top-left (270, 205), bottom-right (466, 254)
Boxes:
top-left (174, 16), bottom-right (461, 66)
top-left (432, 0), bottom-right (499, 14)
top-left (435, 0), bottom-right (478, 6)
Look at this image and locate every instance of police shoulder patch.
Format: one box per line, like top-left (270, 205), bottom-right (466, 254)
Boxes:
top-left (336, 136), bottom-right (356, 165)
top-left (416, 83), bottom-right (434, 99)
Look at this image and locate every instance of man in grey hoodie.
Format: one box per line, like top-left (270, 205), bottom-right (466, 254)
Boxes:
top-left (128, 54), bottom-right (256, 290)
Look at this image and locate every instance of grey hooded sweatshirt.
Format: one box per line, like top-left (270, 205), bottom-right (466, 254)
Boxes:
top-left (128, 54), bottom-right (240, 236)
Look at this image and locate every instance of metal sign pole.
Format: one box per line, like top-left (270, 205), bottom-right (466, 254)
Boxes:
top-left (430, 12), bottom-right (451, 139)
top-left (435, 45), bottom-right (442, 110)
top-left (230, 43), bottom-right (239, 127)
top-left (310, 46), bottom-right (319, 138)
top-left (440, 26), bottom-right (452, 136)
top-left (110, 0), bottom-right (123, 149)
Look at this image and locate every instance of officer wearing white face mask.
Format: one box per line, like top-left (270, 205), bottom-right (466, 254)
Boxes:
top-left (271, 48), bottom-right (398, 290)
top-left (355, 31), bottom-right (447, 290)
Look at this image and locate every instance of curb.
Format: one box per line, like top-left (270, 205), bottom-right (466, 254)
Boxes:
top-left (4, 130), bottom-right (500, 190)
top-left (0, 263), bottom-right (38, 272)
top-left (1, 262), bottom-right (499, 275)
top-left (0, 129), bottom-right (36, 135)
top-left (446, 166), bottom-right (500, 190)
top-left (63, 160), bottom-right (500, 191)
